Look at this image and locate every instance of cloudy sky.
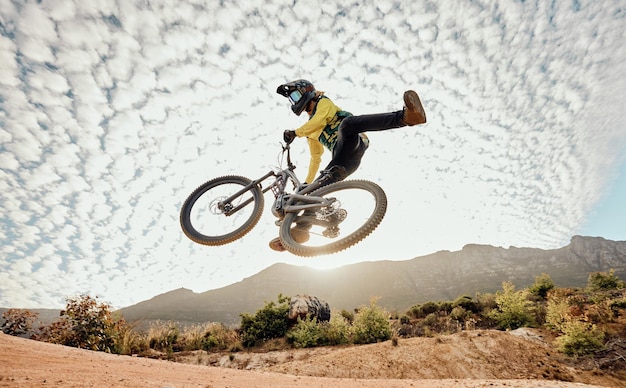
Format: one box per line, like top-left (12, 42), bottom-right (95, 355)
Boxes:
top-left (1, 0), bottom-right (625, 309)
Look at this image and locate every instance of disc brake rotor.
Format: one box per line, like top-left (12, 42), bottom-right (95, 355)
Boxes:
top-left (209, 197), bottom-right (231, 215)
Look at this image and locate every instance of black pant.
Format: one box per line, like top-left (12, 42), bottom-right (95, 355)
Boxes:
top-left (319, 110), bottom-right (405, 183)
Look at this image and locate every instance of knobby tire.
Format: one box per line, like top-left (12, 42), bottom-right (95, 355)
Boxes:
top-left (279, 180), bottom-right (387, 257)
top-left (180, 175), bottom-right (263, 246)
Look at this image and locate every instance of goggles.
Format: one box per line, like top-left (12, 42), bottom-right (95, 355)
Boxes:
top-left (288, 90), bottom-right (303, 105)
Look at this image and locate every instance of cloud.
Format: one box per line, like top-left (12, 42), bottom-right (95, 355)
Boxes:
top-left (0, 0), bottom-right (625, 309)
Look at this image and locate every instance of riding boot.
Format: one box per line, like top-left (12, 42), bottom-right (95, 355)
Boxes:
top-left (401, 90), bottom-right (427, 126)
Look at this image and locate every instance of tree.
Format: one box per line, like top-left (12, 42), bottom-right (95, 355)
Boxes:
top-left (1, 309), bottom-right (38, 336)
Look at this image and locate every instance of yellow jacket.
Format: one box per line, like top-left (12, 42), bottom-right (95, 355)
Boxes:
top-left (294, 97), bottom-right (346, 183)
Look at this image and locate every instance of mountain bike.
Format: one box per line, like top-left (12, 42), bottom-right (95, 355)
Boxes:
top-left (179, 140), bottom-right (387, 257)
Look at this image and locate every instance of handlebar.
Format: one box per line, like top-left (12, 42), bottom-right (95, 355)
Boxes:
top-left (282, 141), bottom-right (296, 171)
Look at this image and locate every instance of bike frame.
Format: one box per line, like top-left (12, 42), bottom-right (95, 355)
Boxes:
top-left (217, 142), bottom-right (333, 217)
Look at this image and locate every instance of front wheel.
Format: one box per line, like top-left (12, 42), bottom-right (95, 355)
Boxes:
top-left (180, 175), bottom-right (264, 246)
top-left (279, 180), bottom-right (387, 257)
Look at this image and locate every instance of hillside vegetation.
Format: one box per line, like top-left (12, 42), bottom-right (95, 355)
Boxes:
top-left (2, 270), bottom-right (626, 385)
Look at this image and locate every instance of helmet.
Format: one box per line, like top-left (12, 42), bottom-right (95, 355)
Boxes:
top-left (276, 79), bottom-right (316, 116)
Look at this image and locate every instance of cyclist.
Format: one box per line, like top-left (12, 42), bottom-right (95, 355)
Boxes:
top-left (270, 79), bottom-right (427, 252)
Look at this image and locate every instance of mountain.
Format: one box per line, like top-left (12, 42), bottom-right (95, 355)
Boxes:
top-left (119, 236), bottom-right (626, 325)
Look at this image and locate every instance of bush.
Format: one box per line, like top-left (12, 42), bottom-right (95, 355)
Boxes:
top-left (488, 282), bottom-right (536, 330)
top-left (476, 292), bottom-right (497, 312)
top-left (545, 290), bottom-right (572, 331)
top-left (437, 301), bottom-right (453, 314)
top-left (450, 306), bottom-right (470, 323)
top-left (352, 297), bottom-right (392, 344)
top-left (115, 322), bottom-right (147, 355)
top-left (555, 320), bottom-right (605, 356)
top-left (453, 295), bottom-right (480, 313)
top-left (422, 312), bottom-right (438, 327)
top-left (176, 323), bottom-right (206, 351)
top-left (409, 301), bottom-right (438, 319)
top-left (323, 312), bottom-right (352, 345)
top-left (610, 298), bottom-right (626, 315)
top-left (37, 295), bottom-right (128, 353)
top-left (286, 317), bottom-right (323, 348)
top-left (529, 273), bottom-right (555, 300)
top-left (2, 309), bottom-right (38, 336)
top-left (202, 323), bottom-right (239, 351)
top-left (587, 269), bottom-right (624, 292)
top-left (339, 309), bottom-right (354, 324)
top-left (36, 318), bottom-right (72, 344)
top-left (148, 321), bottom-right (180, 352)
top-left (239, 294), bottom-right (290, 347)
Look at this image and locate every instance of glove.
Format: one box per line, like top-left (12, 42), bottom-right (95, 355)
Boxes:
top-left (283, 130), bottom-right (296, 144)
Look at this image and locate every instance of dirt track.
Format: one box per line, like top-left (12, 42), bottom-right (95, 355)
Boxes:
top-left (1, 330), bottom-right (623, 387)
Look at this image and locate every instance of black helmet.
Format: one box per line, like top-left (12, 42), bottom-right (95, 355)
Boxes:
top-left (276, 79), bottom-right (316, 116)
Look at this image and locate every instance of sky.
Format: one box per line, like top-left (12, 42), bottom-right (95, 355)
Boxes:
top-left (1, 0), bottom-right (625, 310)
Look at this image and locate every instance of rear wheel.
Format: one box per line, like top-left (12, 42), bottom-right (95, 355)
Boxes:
top-left (279, 180), bottom-right (387, 257)
top-left (180, 176), bottom-right (264, 245)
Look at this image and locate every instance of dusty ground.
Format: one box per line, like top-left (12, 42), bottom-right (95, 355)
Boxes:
top-left (1, 329), bottom-right (624, 387)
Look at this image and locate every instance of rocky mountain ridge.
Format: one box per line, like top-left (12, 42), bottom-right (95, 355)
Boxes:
top-left (119, 235), bottom-right (626, 325)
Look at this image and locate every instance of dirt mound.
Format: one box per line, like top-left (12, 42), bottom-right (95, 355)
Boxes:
top-left (1, 330), bottom-right (623, 387)
top-left (264, 330), bottom-right (608, 382)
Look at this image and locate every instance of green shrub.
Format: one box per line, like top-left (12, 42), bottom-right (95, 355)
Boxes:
top-left (352, 298), bottom-right (392, 344)
top-left (239, 294), bottom-right (290, 347)
top-left (529, 273), bottom-right (555, 300)
top-left (610, 298), bottom-right (626, 314)
top-left (555, 320), bottom-right (604, 356)
top-left (476, 292), bottom-right (498, 313)
top-left (450, 306), bottom-right (470, 323)
top-left (286, 317), bottom-right (323, 348)
top-left (409, 301), bottom-right (438, 318)
top-left (587, 269), bottom-right (624, 292)
top-left (488, 282), bottom-right (536, 330)
top-left (437, 301), bottom-right (453, 314)
top-left (453, 296), bottom-right (480, 313)
top-left (339, 309), bottom-right (354, 324)
top-left (422, 312), bottom-right (438, 327)
top-left (323, 312), bottom-right (352, 345)
top-left (545, 291), bottom-right (572, 331)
